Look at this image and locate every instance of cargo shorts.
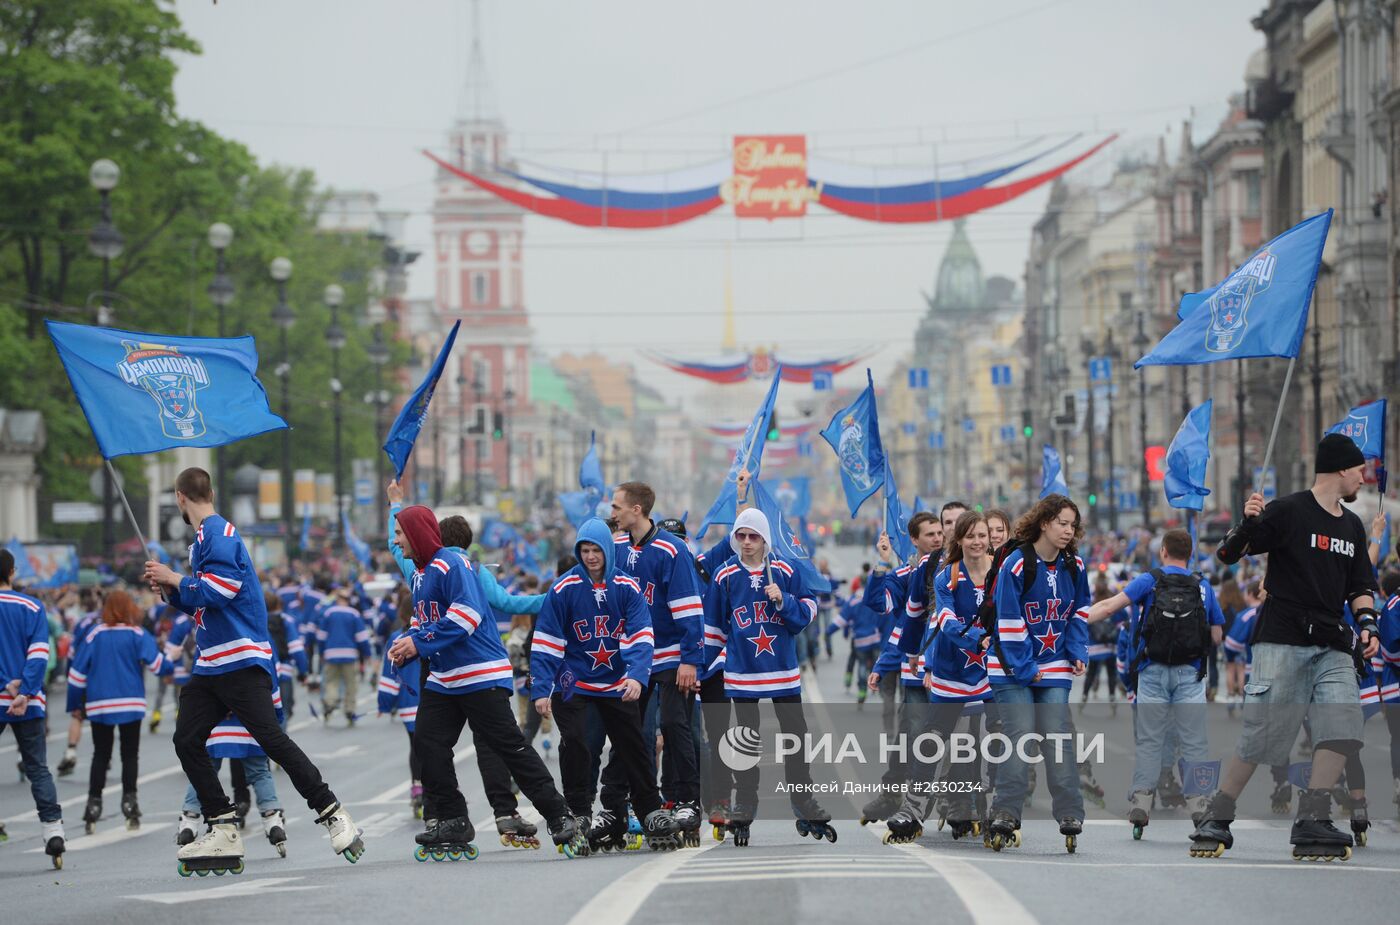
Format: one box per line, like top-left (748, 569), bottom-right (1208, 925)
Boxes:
top-left (1236, 642), bottom-right (1363, 767)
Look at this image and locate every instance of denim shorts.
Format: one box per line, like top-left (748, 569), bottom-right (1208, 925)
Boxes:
top-left (1237, 642), bottom-right (1363, 767)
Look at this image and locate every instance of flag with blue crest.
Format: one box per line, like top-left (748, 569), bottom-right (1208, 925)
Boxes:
top-left (46, 320), bottom-right (287, 459)
top-left (383, 320), bottom-right (460, 478)
top-left (1137, 210), bottom-right (1331, 368)
top-left (753, 479), bottom-right (831, 593)
top-left (820, 369), bottom-right (886, 516)
top-left (1165, 400), bottom-right (1213, 512)
top-left (773, 477), bottom-right (812, 520)
top-left (1040, 445), bottom-right (1068, 498)
top-left (343, 512), bottom-right (372, 568)
top-left (698, 368), bottom-right (783, 535)
top-left (1326, 398), bottom-right (1386, 463)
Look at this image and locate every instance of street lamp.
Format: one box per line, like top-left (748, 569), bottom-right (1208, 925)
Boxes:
top-left (503, 388), bottom-right (516, 492)
top-left (89, 158), bottom-right (123, 556)
top-left (456, 374), bottom-right (468, 503)
top-left (1102, 330), bottom-right (1121, 532)
top-left (473, 377), bottom-right (484, 503)
top-left (1081, 338), bottom-right (1098, 524)
top-left (325, 283), bottom-right (346, 538)
top-left (270, 257), bottom-right (295, 547)
top-left (1133, 311), bottom-right (1152, 530)
top-left (207, 222), bottom-right (234, 493)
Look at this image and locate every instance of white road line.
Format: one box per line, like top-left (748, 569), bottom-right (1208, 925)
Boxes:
top-left (2, 761), bottom-right (187, 826)
top-left (124, 876), bottom-right (320, 904)
top-left (362, 745), bottom-right (475, 805)
top-left (970, 855), bottom-right (1400, 873)
top-left (688, 858), bottom-right (919, 872)
top-left (565, 840), bottom-right (719, 925)
top-left (670, 870), bottom-right (934, 883)
top-left (24, 812), bottom-right (177, 853)
top-left (895, 843), bottom-right (1039, 925)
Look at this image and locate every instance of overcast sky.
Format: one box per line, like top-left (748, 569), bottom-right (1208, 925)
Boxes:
top-left (172, 0), bottom-right (1262, 415)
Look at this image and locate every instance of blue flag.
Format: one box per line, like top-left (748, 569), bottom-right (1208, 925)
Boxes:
top-left (698, 368), bottom-right (784, 535)
top-left (1326, 398), bottom-right (1386, 462)
top-left (46, 320), bottom-right (287, 459)
top-left (1040, 444), bottom-right (1068, 498)
top-left (753, 478), bottom-right (831, 593)
top-left (558, 491), bottom-right (595, 529)
top-left (773, 477), bottom-right (812, 520)
top-left (480, 519), bottom-right (520, 549)
top-left (580, 431), bottom-right (605, 493)
top-left (4, 538), bottom-right (37, 582)
top-left (913, 495), bottom-right (928, 514)
top-left (1136, 210), bottom-right (1332, 368)
top-left (820, 369), bottom-right (887, 517)
top-left (383, 320), bottom-right (460, 479)
top-left (343, 512), bottom-right (371, 568)
top-left (1165, 400), bottom-right (1213, 511)
top-left (882, 469), bottom-right (915, 563)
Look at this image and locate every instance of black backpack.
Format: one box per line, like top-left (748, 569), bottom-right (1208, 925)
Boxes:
top-left (1134, 569), bottom-right (1210, 674)
top-left (975, 541), bottom-right (1080, 666)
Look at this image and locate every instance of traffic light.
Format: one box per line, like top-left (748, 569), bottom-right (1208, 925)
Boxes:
top-left (766, 410), bottom-right (780, 442)
top-left (1087, 492), bottom-right (1098, 507)
top-left (1021, 408), bottom-right (1033, 439)
top-left (492, 411), bottom-right (504, 441)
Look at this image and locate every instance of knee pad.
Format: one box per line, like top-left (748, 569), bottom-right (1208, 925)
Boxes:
top-left (1312, 739), bottom-right (1363, 758)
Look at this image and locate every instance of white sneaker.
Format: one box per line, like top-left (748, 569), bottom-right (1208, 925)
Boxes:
top-left (317, 803), bottom-right (365, 861)
top-left (177, 813), bottom-right (243, 862)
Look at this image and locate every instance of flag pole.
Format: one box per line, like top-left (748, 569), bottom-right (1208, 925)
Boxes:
top-left (1254, 356), bottom-right (1297, 495)
top-left (107, 459), bottom-right (150, 554)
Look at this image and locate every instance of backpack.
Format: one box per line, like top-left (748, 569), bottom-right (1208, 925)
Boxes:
top-left (1134, 569), bottom-right (1210, 674)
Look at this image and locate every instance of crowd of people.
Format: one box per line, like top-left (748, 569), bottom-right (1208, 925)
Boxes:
top-left (2, 432), bottom-right (1397, 875)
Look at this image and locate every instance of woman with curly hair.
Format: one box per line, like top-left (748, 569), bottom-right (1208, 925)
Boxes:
top-left (980, 494), bottom-right (1091, 851)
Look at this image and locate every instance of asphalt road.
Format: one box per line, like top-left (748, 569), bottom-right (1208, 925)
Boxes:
top-left (2, 659), bottom-right (1397, 925)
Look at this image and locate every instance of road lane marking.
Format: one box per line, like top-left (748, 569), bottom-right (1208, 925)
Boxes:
top-left (125, 876), bottom-right (320, 904)
top-left (565, 840), bottom-right (720, 925)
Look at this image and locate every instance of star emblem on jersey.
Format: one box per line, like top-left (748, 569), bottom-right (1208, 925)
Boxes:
top-left (963, 647), bottom-right (986, 669)
top-left (748, 627), bottom-right (778, 657)
top-left (587, 640), bottom-right (615, 670)
top-left (191, 607), bottom-right (205, 630)
top-left (1033, 624), bottom-right (1061, 655)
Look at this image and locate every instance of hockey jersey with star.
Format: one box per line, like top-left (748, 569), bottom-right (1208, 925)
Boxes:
top-left (529, 533), bottom-right (654, 700)
top-left (65, 624), bottom-right (163, 722)
top-left (0, 590), bottom-right (49, 721)
top-left (317, 604), bottom-right (371, 663)
top-left (166, 515), bottom-right (276, 684)
top-left (613, 527), bottom-right (704, 671)
top-left (158, 612), bottom-right (195, 685)
top-left (702, 556), bottom-right (816, 698)
top-left (408, 548), bottom-right (513, 695)
top-left (988, 549), bottom-right (1090, 689)
top-left (377, 628), bottom-right (420, 730)
top-left (872, 559), bottom-right (931, 687)
top-left (919, 561), bottom-right (992, 702)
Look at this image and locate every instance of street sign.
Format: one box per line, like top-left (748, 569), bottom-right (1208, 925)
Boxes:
top-left (999, 425), bottom-right (1016, 444)
top-left (990, 364), bottom-right (1013, 387)
top-left (928, 432), bottom-right (945, 450)
top-left (354, 478), bottom-right (373, 504)
top-left (1252, 466), bottom-right (1277, 500)
top-left (1088, 356), bottom-right (1113, 381)
top-left (962, 417), bottom-right (975, 433)
top-left (812, 371), bottom-right (833, 391)
top-left (53, 502), bottom-right (102, 524)
top-left (901, 423), bottom-right (917, 435)
top-left (907, 368), bottom-right (929, 389)
top-left (925, 407), bottom-right (940, 422)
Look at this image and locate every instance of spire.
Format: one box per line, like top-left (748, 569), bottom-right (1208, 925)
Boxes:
top-left (457, 0), bottom-right (500, 125)
top-left (721, 247), bottom-right (738, 352)
top-left (928, 218), bottom-right (984, 314)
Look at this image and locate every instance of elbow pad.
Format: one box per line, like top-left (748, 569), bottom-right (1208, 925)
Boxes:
top-left (1216, 519), bottom-right (1256, 564)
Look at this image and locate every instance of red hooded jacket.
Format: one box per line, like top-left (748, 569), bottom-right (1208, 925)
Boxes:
top-left (395, 505), bottom-right (443, 570)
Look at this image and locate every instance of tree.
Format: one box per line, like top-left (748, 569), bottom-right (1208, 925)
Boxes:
top-left (0, 1), bottom-right (396, 548)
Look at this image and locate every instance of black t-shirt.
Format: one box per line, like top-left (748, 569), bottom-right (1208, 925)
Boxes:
top-left (1246, 490), bottom-right (1377, 650)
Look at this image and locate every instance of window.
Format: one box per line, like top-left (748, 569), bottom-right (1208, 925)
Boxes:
top-left (1118, 291), bottom-right (1133, 313)
top-left (471, 272), bottom-right (488, 306)
top-left (1242, 170), bottom-right (1262, 217)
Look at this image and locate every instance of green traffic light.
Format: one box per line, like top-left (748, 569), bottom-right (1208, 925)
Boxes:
top-left (767, 428), bottom-right (780, 441)
top-left (493, 429), bottom-right (503, 440)
top-left (1087, 493), bottom-right (1098, 506)
top-left (1022, 425), bottom-right (1033, 437)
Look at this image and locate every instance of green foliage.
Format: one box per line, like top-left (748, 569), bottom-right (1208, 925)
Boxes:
top-left (0, 0), bottom-right (397, 540)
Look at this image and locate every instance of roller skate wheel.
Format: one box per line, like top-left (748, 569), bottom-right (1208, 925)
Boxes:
top-left (430, 849), bottom-right (447, 862)
top-left (196, 868), bottom-right (210, 876)
top-left (561, 842), bottom-right (576, 858)
top-left (1132, 825), bottom-right (1143, 841)
top-left (276, 843), bottom-right (287, 858)
top-left (232, 859), bottom-right (245, 874)
top-left (415, 846), bottom-right (429, 862)
top-left (882, 831), bottom-right (896, 845)
top-left (1190, 842), bottom-right (1225, 858)
top-left (1065, 835), bottom-right (1076, 853)
top-left (1012, 831), bottom-right (1022, 847)
top-left (177, 862), bottom-right (192, 877)
top-left (127, 819), bottom-right (139, 831)
top-left (712, 826), bottom-right (724, 841)
top-left (447, 848), bottom-right (463, 861)
top-left (1356, 831), bottom-right (1367, 847)
top-left (824, 827), bottom-right (837, 843)
top-left (85, 822), bottom-right (95, 835)
top-left (989, 835), bottom-right (1004, 852)
top-left (52, 855), bottom-right (62, 870)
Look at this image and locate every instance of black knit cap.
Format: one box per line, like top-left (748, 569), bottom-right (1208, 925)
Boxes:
top-left (1315, 433), bottom-right (1366, 474)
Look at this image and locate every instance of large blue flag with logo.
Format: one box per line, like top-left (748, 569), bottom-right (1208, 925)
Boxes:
top-left (1326, 399), bottom-right (1386, 461)
top-left (1137, 210), bottom-right (1331, 368)
top-left (383, 320), bottom-right (460, 478)
top-left (882, 469), bottom-right (915, 563)
top-left (580, 431), bottom-right (605, 494)
top-left (1165, 400), bottom-right (1213, 511)
top-left (821, 369), bottom-right (887, 516)
top-left (753, 478), bottom-right (831, 593)
top-left (698, 367), bottom-right (784, 535)
top-left (1040, 444), bottom-right (1068, 498)
top-left (772, 477), bottom-right (812, 520)
top-left (46, 321), bottom-right (287, 459)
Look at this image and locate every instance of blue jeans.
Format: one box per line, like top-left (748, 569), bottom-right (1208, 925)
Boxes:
top-left (1131, 662), bottom-right (1207, 793)
top-left (183, 756), bottom-right (281, 814)
top-left (2, 718), bottom-right (61, 822)
top-left (990, 685), bottom-right (1084, 821)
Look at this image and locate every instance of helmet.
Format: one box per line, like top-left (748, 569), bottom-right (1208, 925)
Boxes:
top-left (658, 517), bottom-right (687, 539)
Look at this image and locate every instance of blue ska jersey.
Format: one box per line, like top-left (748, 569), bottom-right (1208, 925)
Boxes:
top-left (317, 604), bottom-right (371, 664)
top-left (702, 557), bottom-right (816, 699)
top-left (989, 550), bottom-right (1090, 689)
top-left (1379, 594), bottom-right (1400, 703)
top-left (871, 564), bottom-right (925, 687)
top-left (160, 613), bottom-right (195, 685)
top-left (378, 629), bottom-right (420, 730)
top-left (613, 529), bottom-right (704, 671)
top-left (65, 624), bottom-right (163, 723)
top-left (1223, 604), bottom-right (1257, 664)
top-left (529, 570), bottom-right (654, 699)
top-left (410, 550), bottom-right (513, 695)
top-left (166, 516), bottom-right (275, 683)
top-left (919, 561), bottom-right (993, 702)
top-left (206, 686), bottom-right (285, 759)
top-left (277, 615), bottom-right (308, 681)
top-left (0, 590), bottom-right (50, 721)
